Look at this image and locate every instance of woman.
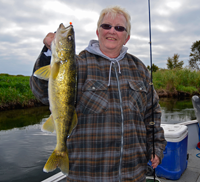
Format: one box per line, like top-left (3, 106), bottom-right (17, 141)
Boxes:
top-left (30, 6), bottom-right (166, 182)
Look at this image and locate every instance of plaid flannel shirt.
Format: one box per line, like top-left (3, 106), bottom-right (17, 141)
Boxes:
top-left (30, 47), bottom-right (166, 182)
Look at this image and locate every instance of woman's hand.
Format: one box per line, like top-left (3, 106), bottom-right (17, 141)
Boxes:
top-left (43, 32), bottom-right (55, 50)
top-left (151, 155), bottom-right (160, 169)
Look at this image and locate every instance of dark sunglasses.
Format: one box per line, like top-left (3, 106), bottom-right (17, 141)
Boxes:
top-left (100, 24), bottom-right (127, 32)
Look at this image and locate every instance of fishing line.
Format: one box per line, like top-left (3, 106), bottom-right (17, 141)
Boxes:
top-left (148, 0), bottom-right (156, 182)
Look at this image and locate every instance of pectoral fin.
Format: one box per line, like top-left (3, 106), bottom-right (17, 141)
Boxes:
top-left (42, 115), bottom-right (55, 133)
top-left (34, 65), bottom-right (51, 80)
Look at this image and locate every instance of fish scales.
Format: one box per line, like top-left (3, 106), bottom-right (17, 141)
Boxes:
top-left (34, 23), bottom-right (77, 175)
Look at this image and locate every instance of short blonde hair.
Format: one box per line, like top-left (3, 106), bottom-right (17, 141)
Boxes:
top-left (97, 6), bottom-right (131, 36)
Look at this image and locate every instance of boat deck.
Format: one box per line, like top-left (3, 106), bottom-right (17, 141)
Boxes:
top-left (42, 148), bottom-right (200, 182)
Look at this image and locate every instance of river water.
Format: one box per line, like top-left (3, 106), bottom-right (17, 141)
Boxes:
top-left (0, 98), bottom-right (196, 182)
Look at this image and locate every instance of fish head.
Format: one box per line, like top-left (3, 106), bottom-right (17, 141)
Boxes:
top-left (51, 23), bottom-right (75, 63)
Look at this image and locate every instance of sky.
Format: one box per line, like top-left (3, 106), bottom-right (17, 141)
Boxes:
top-left (0, 0), bottom-right (199, 76)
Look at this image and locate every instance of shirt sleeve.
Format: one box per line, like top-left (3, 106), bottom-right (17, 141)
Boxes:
top-left (29, 46), bottom-right (51, 105)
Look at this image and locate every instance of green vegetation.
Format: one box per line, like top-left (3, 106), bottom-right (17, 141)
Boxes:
top-left (167, 54), bottom-right (184, 70)
top-left (147, 64), bottom-right (159, 72)
top-left (189, 40), bottom-right (200, 70)
top-left (0, 73), bottom-right (36, 107)
top-left (0, 69), bottom-right (200, 110)
top-left (153, 68), bottom-right (200, 94)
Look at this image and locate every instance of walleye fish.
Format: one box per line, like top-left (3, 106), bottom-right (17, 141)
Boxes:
top-left (34, 23), bottom-right (77, 175)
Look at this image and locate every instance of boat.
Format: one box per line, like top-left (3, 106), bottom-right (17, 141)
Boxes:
top-left (41, 96), bottom-right (200, 182)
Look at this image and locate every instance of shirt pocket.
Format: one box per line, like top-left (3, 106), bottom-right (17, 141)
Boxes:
top-left (128, 80), bottom-right (147, 113)
top-left (77, 80), bottom-right (108, 114)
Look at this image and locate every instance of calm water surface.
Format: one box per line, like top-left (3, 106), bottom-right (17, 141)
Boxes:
top-left (0, 98), bottom-right (196, 182)
top-left (0, 106), bottom-right (60, 182)
top-left (160, 98), bottom-right (196, 124)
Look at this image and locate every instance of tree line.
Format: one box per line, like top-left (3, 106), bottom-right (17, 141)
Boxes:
top-left (147, 40), bottom-right (200, 72)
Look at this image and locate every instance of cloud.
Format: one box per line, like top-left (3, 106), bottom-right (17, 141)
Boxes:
top-left (0, 0), bottom-right (199, 75)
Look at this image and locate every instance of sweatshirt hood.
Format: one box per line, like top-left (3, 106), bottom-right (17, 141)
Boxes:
top-left (85, 40), bottom-right (128, 62)
top-left (85, 40), bottom-right (128, 86)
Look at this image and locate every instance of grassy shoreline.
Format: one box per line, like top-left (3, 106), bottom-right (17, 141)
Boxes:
top-left (153, 68), bottom-right (200, 97)
top-left (0, 70), bottom-right (199, 111)
top-left (0, 74), bottom-right (45, 111)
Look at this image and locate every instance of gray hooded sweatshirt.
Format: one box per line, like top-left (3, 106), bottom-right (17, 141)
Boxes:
top-left (85, 40), bottom-right (128, 86)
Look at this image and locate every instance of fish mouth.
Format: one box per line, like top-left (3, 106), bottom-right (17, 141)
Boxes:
top-left (65, 24), bottom-right (73, 29)
top-left (56, 23), bottom-right (74, 39)
top-left (59, 23), bottom-right (73, 30)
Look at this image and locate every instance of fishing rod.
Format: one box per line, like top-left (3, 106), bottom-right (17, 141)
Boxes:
top-left (148, 0), bottom-right (156, 182)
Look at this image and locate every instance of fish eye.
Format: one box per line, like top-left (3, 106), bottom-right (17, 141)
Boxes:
top-left (68, 35), bottom-right (72, 41)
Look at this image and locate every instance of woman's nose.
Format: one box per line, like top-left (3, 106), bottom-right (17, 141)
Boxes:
top-left (108, 27), bottom-right (116, 33)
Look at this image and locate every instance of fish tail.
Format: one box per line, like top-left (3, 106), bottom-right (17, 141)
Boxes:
top-left (43, 149), bottom-right (69, 175)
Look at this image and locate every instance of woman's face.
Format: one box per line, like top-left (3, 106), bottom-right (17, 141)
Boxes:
top-left (96, 13), bottom-right (130, 58)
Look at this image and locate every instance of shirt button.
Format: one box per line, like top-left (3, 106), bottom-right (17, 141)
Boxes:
top-left (140, 87), bottom-right (142, 90)
top-left (92, 87), bottom-right (96, 90)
